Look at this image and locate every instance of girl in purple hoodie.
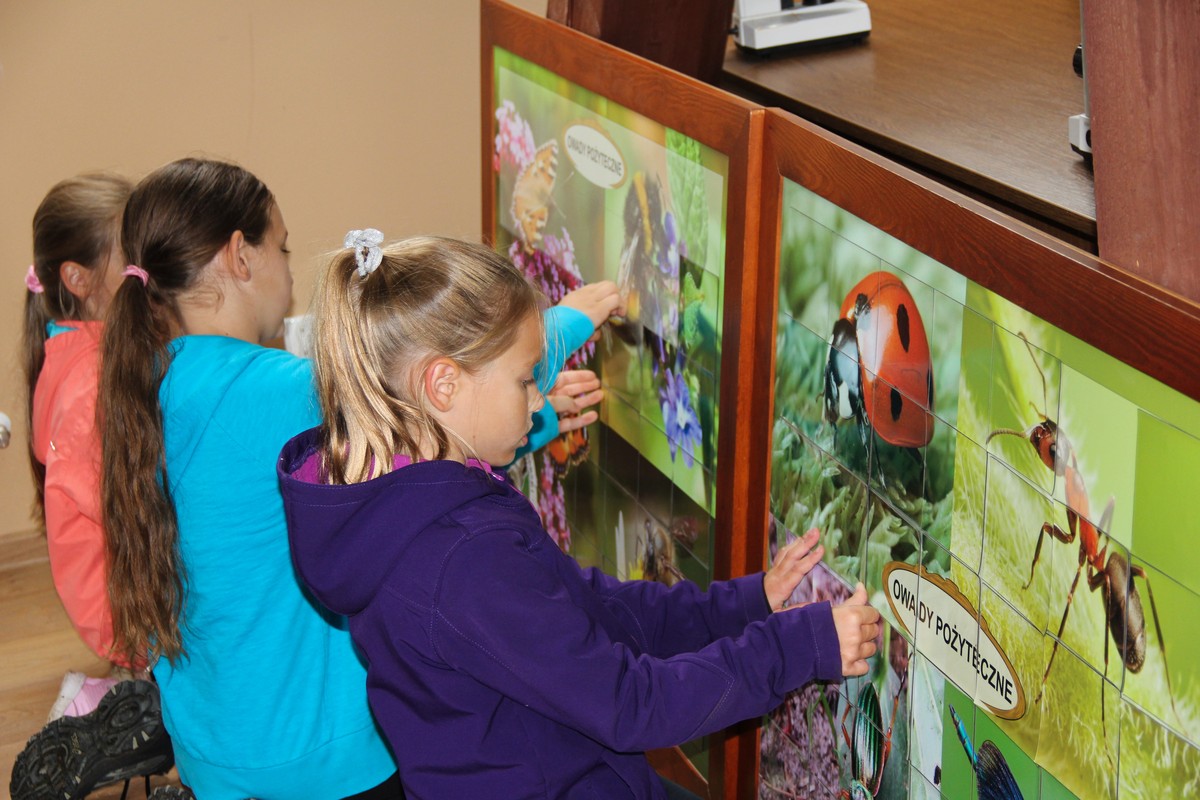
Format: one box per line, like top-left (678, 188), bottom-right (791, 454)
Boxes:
top-left (279, 233), bottom-right (881, 800)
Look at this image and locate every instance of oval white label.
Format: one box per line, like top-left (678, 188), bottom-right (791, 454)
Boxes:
top-left (563, 122), bottom-right (626, 189)
top-left (884, 562), bottom-right (1026, 719)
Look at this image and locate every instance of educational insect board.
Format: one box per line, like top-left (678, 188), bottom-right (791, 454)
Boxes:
top-left (761, 175), bottom-right (1200, 799)
top-left (485, 4), bottom-right (758, 775)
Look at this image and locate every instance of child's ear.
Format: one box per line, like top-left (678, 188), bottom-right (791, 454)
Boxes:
top-left (423, 358), bottom-right (460, 412)
top-left (58, 261), bottom-right (92, 301)
top-left (226, 230), bottom-right (252, 282)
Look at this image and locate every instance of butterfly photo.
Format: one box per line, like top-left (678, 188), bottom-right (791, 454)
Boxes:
top-left (545, 426), bottom-right (588, 476)
top-left (511, 140), bottom-right (558, 252)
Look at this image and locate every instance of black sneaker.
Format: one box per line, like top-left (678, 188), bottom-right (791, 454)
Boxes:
top-left (147, 787), bottom-right (195, 800)
top-left (9, 679), bottom-right (174, 800)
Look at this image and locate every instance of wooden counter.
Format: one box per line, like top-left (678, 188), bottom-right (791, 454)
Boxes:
top-left (721, 0), bottom-right (1096, 248)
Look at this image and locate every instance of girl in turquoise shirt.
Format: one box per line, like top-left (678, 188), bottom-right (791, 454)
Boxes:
top-left (98, 157), bottom-right (613, 799)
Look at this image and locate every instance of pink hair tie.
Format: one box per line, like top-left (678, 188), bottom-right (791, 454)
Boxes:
top-left (25, 264), bottom-right (45, 294)
top-left (122, 264), bottom-right (150, 286)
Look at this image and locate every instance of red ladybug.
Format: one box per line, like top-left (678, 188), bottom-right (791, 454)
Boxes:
top-left (823, 271), bottom-right (934, 449)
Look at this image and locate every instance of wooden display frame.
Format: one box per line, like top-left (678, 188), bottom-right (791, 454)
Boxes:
top-left (481, 2), bottom-right (765, 795)
top-left (749, 108), bottom-right (1200, 798)
top-left (483, 4), bottom-right (1200, 794)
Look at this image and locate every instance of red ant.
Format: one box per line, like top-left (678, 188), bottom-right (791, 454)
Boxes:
top-left (986, 333), bottom-right (1179, 763)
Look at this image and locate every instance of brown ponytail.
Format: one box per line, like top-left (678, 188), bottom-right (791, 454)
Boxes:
top-left (23, 173), bottom-right (132, 521)
top-left (101, 158), bottom-right (273, 665)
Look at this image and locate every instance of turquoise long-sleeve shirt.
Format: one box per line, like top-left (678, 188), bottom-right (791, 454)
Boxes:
top-left (157, 336), bottom-right (395, 799)
top-left (523, 305), bottom-right (595, 458)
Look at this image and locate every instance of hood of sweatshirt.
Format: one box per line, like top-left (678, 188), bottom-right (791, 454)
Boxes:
top-left (278, 427), bottom-right (508, 617)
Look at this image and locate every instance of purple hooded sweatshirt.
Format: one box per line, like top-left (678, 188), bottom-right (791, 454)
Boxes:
top-left (278, 427), bottom-right (843, 800)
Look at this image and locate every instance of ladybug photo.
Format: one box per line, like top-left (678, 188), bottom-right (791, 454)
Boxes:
top-left (769, 180), bottom-right (965, 602)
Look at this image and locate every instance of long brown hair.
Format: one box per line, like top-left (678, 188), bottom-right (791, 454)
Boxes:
top-left (23, 172), bottom-right (132, 521)
top-left (313, 236), bottom-right (541, 485)
top-left (101, 157), bottom-right (274, 665)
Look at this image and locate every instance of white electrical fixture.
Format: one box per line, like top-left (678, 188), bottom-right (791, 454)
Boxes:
top-left (733, 0), bottom-right (871, 52)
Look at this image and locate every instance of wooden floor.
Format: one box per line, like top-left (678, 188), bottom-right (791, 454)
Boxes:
top-left (0, 530), bottom-right (183, 800)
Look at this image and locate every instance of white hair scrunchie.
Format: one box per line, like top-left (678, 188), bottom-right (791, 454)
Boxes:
top-left (344, 228), bottom-right (385, 278)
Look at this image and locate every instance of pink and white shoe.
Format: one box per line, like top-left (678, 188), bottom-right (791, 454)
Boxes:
top-left (47, 671), bottom-right (120, 721)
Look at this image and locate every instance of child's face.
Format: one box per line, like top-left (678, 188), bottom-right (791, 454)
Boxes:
top-left (452, 312), bottom-right (546, 466)
top-left (248, 204), bottom-right (293, 343)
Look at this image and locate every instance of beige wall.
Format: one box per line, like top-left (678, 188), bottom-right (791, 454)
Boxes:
top-left (0, 0), bottom-right (544, 539)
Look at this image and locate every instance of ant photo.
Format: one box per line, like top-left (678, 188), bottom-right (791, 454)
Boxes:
top-left (986, 332), bottom-right (1180, 765)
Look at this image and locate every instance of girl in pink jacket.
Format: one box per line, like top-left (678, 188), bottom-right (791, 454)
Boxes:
top-left (16, 173), bottom-right (176, 800)
top-left (24, 173), bottom-right (133, 686)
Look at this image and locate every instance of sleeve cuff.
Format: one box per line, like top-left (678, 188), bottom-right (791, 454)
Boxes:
top-left (805, 600), bottom-right (844, 683)
top-left (733, 572), bottom-right (773, 623)
top-left (536, 305), bottom-right (596, 393)
top-left (769, 600), bottom-right (844, 687)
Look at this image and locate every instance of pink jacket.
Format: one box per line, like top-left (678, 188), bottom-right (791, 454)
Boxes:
top-left (31, 320), bottom-right (130, 667)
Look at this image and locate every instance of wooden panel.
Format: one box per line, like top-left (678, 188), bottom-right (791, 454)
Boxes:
top-left (712, 107), bottom-right (766, 800)
top-left (722, 0), bottom-right (1096, 246)
top-left (757, 107), bottom-right (1200, 800)
top-left (481, 3), bottom-right (767, 795)
top-left (762, 105), bottom-right (1200, 414)
top-left (1084, 1), bottom-right (1200, 303)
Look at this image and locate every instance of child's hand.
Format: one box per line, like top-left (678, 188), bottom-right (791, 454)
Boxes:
top-left (832, 582), bottom-right (880, 677)
top-left (547, 370), bottom-right (604, 432)
top-left (558, 280), bottom-right (624, 329)
top-left (763, 527), bottom-right (824, 611)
